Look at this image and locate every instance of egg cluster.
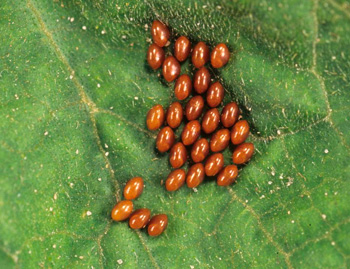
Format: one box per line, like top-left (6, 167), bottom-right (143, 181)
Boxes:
top-left (111, 177), bottom-right (168, 236)
top-left (147, 20), bottom-right (254, 192)
top-left (111, 20), bottom-right (254, 237)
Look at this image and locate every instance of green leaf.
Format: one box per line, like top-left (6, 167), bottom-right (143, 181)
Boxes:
top-left (1, 0), bottom-right (349, 268)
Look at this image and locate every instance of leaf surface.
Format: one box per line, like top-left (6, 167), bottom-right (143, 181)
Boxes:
top-left (1, 0), bottom-right (350, 268)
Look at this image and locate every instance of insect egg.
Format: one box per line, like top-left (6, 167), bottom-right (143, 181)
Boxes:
top-left (206, 81), bottom-right (224, 108)
top-left (186, 163), bottom-right (205, 188)
top-left (201, 108), bottom-right (220, 134)
top-left (210, 129), bottom-right (230, 152)
top-left (174, 36), bottom-right (191, 62)
top-left (217, 165), bottom-right (238, 186)
top-left (111, 200), bottom-right (134, 221)
top-left (147, 214), bottom-right (168, 236)
top-left (123, 177), bottom-right (144, 200)
top-left (192, 41), bottom-right (210, 68)
top-left (147, 43), bottom-right (165, 70)
top-left (193, 67), bottom-right (211, 94)
top-left (185, 95), bottom-right (204, 121)
top-left (165, 169), bottom-right (186, 191)
top-left (156, 127), bottom-right (175, 153)
top-left (151, 20), bottom-right (170, 47)
top-left (191, 138), bottom-right (209, 163)
top-left (169, 142), bottom-right (187, 168)
top-left (232, 143), bottom-right (254, 164)
top-left (221, 102), bottom-right (240, 128)
top-left (162, 56), bottom-right (181, 82)
top-left (166, 102), bottom-right (183, 129)
top-left (129, 208), bottom-right (151, 229)
top-left (181, 120), bottom-right (201, 146)
top-left (231, 120), bottom-right (250, 145)
top-left (174, 74), bottom-right (192, 100)
top-left (211, 43), bottom-right (230, 68)
top-left (146, 104), bottom-right (165, 130)
top-left (204, 153), bottom-right (224, 176)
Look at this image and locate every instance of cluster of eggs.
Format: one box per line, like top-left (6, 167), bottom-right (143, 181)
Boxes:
top-left (111, 20), bottom-right (254, 237)
top-left (111, 177), bottom-right (168, 236)
top-left (147, 20), bottom-right (254, 191)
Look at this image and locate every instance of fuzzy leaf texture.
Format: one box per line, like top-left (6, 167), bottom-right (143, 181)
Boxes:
top-left (0, 0), bottom-right (350, 268)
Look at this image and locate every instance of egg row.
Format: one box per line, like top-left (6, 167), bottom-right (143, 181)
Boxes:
top-left (111, 177), bottom-right (168, 236)
top-left (148, 20), bottom-right (230, 82)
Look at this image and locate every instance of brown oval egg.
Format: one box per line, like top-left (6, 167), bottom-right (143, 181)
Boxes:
top-left (162, 56), bottom-right (181, 82)
top-left (186, 163), bottom-right (205, 188)
top-left (205, 153), bottom-right (224, 176)
top-left (221, 102), bottom-right (240, 128)
top-left (148, 214), bottom-right (168, 236)
top-left (156, 127), bottom-right (175, 152)
top-left (151, 20), bottom-right (170, 47)
top-left (217, 165), bottom-right (238, 186)
top-left (232, 143), bottom-right (254, 164)
top-left (207, 82), bottom-right (224, 108)
top-left (231, 120), bottom-right (250, 145)
top-left (193, 67), bottom-right (211, 94)
top-left (111, 200), bottom-right (134, 221)
top-left (146, 104), bottom-right (165, 130)
top-left (165, 169), bottom-right (186, 191)
top-left (166, 102), bottom-right (183, 129)
top-left (181, 120), bottom-right (201, 146)
top-left (129, 208), bottom-right (151, 229)
top-left (202, 108), bottom-right (220, 134)
top-left (210, 129), bottom-right (230, 152)
top-left (185, 95), bottom-right (204, 121)
top-left (123, 177), bottom-right (144, 200)
top-left (147, 43), bottom-right (165, 70)
top-left (192, 42), bottom-right (210, 68)
top-left (174, 74), bottom-right (192, 100)
top-left (211, 43), bottom-right (230, 68)
top-left (169, 142), bottom-right (187, 168)
top-left (191, 138), bottom-right (209, 163)
top-left (174, 36), bottom-right (191, 62)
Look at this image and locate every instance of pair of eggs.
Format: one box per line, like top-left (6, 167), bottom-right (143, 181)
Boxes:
top-left (111, 177), bottom-right (168, 236)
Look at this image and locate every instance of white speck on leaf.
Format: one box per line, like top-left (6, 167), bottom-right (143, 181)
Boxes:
top-left (82, 26), bottom-right (86, 30)
top-left (322, 214), bottom-right (327, 220)
top-left (117, 259), bottom-right (123, 265)
top-left (98, 178), bottom-right (102, 182)
top-left (324, 149), bottom-right (329, 154)
top-left (53, 244), bottom-right (56, 248)
top-left (97, 83), bottom-right (101, 88)
top-left (44, 131), bottom-right (49, 136)
top-left (87, 211), bottom-right (92, 216)
top-left (76, 149), bottom-right (79, 154)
